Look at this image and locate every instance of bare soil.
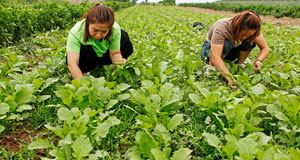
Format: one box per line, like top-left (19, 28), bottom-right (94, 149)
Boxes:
top-left (0, 125), bottom-right (46, 156)
top-left (65, 0), bottom-right (105, 3)
top-left (176, 6), bottom-right (300, 27)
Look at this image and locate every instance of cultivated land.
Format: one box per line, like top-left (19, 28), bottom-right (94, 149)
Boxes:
top-left (1, 5), bottom-right (300, 160)
top-left (177, 6), bottom-right (300, 27)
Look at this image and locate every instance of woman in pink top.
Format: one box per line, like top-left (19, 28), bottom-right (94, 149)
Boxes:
top-left (201, 10), bottom-right (269, 89)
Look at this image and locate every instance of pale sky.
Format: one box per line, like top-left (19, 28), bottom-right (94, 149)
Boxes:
top-left (136, 0), bottom-right (219, 5)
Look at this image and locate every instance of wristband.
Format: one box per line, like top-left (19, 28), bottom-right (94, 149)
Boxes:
top-left (254, 59), bottom-right (263, 64)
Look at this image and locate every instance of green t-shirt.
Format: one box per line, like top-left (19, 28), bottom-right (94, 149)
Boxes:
top-left (66, 19), bottom-right (121, 57)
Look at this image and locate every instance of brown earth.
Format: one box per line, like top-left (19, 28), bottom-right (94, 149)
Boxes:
top-left (65, 0), bottom-right (105, 3)
top-left (176, 6), bottom-right (300, 27)
top-left (0, 125), bottom-right (46, 157)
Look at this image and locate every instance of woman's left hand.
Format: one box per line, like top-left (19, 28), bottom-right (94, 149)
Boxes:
top-left (122, 58), bottom-right (127, 64)
top-left (254, 60), bottom-right (263, 73)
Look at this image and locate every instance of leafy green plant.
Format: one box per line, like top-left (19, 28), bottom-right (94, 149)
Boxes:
top-left (28, 107), bottom-right (121, 159)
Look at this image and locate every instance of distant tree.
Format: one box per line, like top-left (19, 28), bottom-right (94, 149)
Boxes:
top-left (163, 0), bottom-right (175, 5)
top-left (107, 0), bottom-right (132, 2)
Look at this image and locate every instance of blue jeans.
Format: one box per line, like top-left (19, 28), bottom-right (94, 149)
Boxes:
top-left (201, 39), bottom-right (256, 64)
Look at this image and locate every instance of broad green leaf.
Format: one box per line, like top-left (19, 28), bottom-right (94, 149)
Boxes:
top-left (168, 114), bottom-right (183, 131)
top-left (92, 117), bottom-right (120, 140)
top-left (117, 83), bottom-right (130, 92)
top-left (33, 78), bottom-right (45, 90)
top-left (247, 132), bottom-right (271, 146)
top-left (170, 148), bottom-right (192, 160)
top-left (89, 150), bottom-right (108, 160)
top-left (55, 86), bottom-right (74, 106)
top-left (0, 103), bottom-right (10, 115)
top-left (118, 93), bottom-right (130, 100)
top-left (91, 77), bottom-right (105, 88)
top-left (98, 110), bottom-right (115, 121)
top-left (266, 104), bottom-right (281, 116)
top-left (249, 116), bottom-right (262, 126)
top-left (16, 105), bottom-right (32, 112)
top-left (274, 152), bottom-right (289, 159)
top-left (71, 107), bottom-right (82, 118)
top-left (36, 95), bottom-right (51, 102)
top-left (135, 131), bottom-right (143, 144)
top-left (159, 83), bottom-right (173, 100)
top-left (45, 124), bottom-right (63, 138)
top-left (289, 148), bottom-right (300, 160)
top-left (0, 125), bottom-right (5, 133)
top-left (251, 83), bottom-right (265, 96)
top-left (28, 138), bottom-right (51, 150)
top-left (165, 87), bottom-right (183, 106)
top-left (139, 131), bottom-right (158, 158)
top-left (136, 115), bottom-right (154, 128)
top-left (106, 116), bottom-right (121, 126)
top-left (251, 74), bottom-right (261, 84)
top-left (134, 67), bottom-right (141, 76)
top-left (57, 107), bottom-right (73, 122)
top-left (76, 87), bottom-right (91, 107)
top-left (92, 122), bottom-right (111, 139)
top-left (130, 89), bottom-right (150, 106)
top-left (229, 123), bottom-right (245, 137)
top-left (223, 135), bottom-right (238, 156)
top-left (41, 78), bottom-right (59, 91)
top-left (14, 84), bottom-right (34, 104)
top-left (278, 72), bottom-right (289, 80)
top-left (145, 94), bottom-right (161, 114)
top-left (202, 132), bottom-right (221, 151)
top-left (141, 80), bottom-right (155, 90)
top-left (125, 146), bottom-right (142, 160)
top-left (188, 93), bottom-right (202, 104)
top-left (106, 99), bottom-right (118, 110)
top-left (260, 147), bottom-right (275, 160)
top-left (154, 124), bottom-right (171, 147)
top-left (193, 82), bottom-right (209, 98)
top-left (275, 111), bottom-right (290, 122)
top-left (78, 114), bottom-right (89, 125)
top-left (151, 148), bottom-right (167, 160)
top-left (72, 136), bottom-right (93, 159)
top-left (237, 138), bottom-right (258, 159)
top-left (98, 87), bottom-right (111, 103)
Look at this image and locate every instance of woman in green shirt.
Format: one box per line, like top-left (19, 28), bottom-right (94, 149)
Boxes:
top-left (66, 4), bottom-right (133, 79)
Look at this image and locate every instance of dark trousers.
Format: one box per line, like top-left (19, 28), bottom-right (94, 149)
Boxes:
top-left (67, 29), bottom-right (133, 73)
top-left (201, 39), bottom-right (256, 64)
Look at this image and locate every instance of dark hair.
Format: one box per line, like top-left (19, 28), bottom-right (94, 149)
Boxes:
top-left (81, 4), bottom-right (115, 43)
top-left (232, 10), bottom-right (261, 43)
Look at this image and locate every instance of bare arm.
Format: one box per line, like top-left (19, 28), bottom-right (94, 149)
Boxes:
top-left (255, 34), bottom-right (269, 61)
top-left (109, 50), bottom-right (126, 64)
top-left (211, 43), bottom-right (235, 83)
top-left (253, 34), bottom-right (269, 72)
top-left (67, 51), bottom-right (83, 79)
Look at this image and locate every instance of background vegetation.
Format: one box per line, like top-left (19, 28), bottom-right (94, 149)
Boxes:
top-left (1, 0), bottom-right (300, 159)
top-left (179, 2), bottom-right (300, 18)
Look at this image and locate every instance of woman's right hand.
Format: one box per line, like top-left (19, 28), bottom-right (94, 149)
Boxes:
top-left (227, 79), bottom-right (238, 90)
top-left (254, 60), bottom-right (263, 73)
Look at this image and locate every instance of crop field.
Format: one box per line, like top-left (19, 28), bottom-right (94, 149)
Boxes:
top-left (1, 4), bottom-right (300, 160)
top-left (216, 1), bottom-right (300, 6)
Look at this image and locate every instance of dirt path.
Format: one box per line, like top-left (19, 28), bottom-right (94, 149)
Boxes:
top-left (176, 6), bottom-right (300, 27)
top-left (66, 0), bottom-right (104, 3)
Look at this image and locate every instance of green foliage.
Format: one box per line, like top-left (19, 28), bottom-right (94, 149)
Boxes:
top-left (29, 107), bottom-right (119, 159)
top-left (0, 1), bottom-right (134, 47)
top-left (1, 5), bottom-right (300, 160)
top-left (179, 2), bottom-right (300, 18)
